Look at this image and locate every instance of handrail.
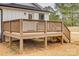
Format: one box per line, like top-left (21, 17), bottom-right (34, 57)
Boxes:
top-left (62, 22), bottom-right (71, 42)
top-left (3, 19), bottom-right (62, 23)
top-left (63, 23), bottom-right (70, 32)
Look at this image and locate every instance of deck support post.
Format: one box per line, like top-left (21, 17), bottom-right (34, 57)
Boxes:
top-left (69, 33), bottom-right (71, 43)
top-left (19, 19), bottom-right (23, 53)
top-left (61, 35), bottom-right (63, 44)
top-left (9, 37), bottom-right (12, 48)
top-left (8, 20), bottom-right (12, 48)
top-left (44, 20), bottom-right (48, 49)
top-left (69, 39), bottom-right (71, 43)
top-left (61, 22), bottom-right (63, 44)
top-left (20, 38), bottom-right (23, 52)
top-left (45, 37), bottom-right (47, 49)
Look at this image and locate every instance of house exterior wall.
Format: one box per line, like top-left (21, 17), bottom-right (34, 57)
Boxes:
top-left (3, 8), bottom-right (28, 21)
top-left (0, 10), bottom-right (1, 38)
top-left (0, 7), bottom-right (49, 21)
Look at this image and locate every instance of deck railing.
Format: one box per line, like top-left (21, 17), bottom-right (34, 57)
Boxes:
top-left (47, 21), bottom-right (62, 32)
top-left (3, 19), bottom-right (70, 42)
top-left (62, 22), bottom-right (71, 42)
top-left (23, 19), bottom-right (45, 32)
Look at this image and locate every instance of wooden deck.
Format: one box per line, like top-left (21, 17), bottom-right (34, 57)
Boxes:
top-left (2, 19), bottom-right (71, 52)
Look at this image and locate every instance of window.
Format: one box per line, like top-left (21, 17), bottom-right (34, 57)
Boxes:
top-left (39, 13), bottom-right (44, 20)
top-left (28, 14), bottom-right (32, 20)
top-left (24, 13), bottom-right (26, 15)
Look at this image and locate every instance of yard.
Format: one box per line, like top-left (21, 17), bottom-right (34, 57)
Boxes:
top-left (0, 26), bottom-right (79, 56)
top-left (0, 40), bottom-right (79, 56)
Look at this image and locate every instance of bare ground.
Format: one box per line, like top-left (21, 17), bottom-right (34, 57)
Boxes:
top-left (0, 39), bottom-right (79, 56)
top-left (1, 27), bottom-right (79, 56)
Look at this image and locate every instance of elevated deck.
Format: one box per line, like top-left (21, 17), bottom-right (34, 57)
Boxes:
top-left (3, 19), bottom-right (71, 52)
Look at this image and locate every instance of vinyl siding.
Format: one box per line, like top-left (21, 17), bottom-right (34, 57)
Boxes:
top-left (2, 7), bottom-right (49, 21)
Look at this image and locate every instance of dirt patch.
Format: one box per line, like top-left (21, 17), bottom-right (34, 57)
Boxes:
top-left (68, 26), bottom-right (79, 32)
top-left (68, 27), bottom-right (79, 42)
top-left (0, 39), bottom-right (79, 56)
top-left (70, 32), bottom-right (79, 42)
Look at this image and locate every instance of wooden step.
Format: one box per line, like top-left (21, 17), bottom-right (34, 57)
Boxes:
top-left (56, 36), bottom-right (69, 43)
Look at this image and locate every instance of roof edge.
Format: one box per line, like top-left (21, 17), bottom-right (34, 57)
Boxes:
top-left (0, 3), bottom-right (50, 13)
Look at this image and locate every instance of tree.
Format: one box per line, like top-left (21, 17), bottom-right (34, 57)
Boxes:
top-left (49, 11), bottom-right (60, 21)
top-left (44, 6), bottom-right (54, 12)
top-left (44, 6), bottom-right (60, 21)
top-left (55, 3), bottom-right (79, 26)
